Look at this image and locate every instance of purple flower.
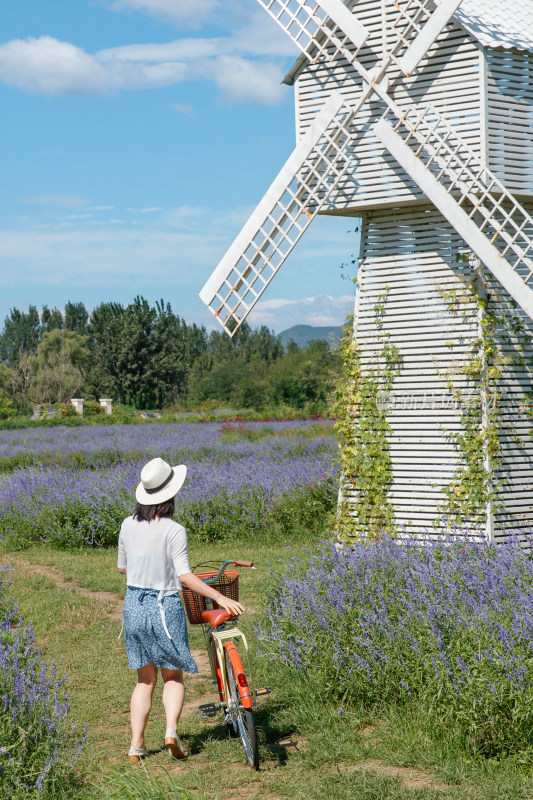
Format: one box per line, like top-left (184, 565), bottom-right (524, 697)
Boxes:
top-left (258, 534), bottom-right (533, 755)
top-left (0, 565), bottom-right (85, 794)
top-left (0, 420), bottom-right (337, 547)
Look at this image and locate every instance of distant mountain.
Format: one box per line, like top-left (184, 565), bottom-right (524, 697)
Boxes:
top-left (278, 324), bottom-right (343, 348)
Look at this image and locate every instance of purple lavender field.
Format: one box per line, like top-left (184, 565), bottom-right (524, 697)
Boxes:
top-left (0, 566), bottom-right (85, 796)
top-left (0, 420), bottom-right (338, 548)
top-left (259, 535), bottom-right (533, 757)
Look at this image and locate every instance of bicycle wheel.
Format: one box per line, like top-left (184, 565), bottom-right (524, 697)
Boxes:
top-left (209, 639), bottom-right (238, 736)
top-left (224, 650), bottom-right (259, 770)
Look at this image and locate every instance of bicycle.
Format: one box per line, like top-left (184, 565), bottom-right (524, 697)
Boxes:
top-left (181, 558), bottom-right (271, 770)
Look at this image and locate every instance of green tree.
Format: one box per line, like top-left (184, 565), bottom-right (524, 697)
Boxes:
top-left (87, 297), bottom-right (208, 409)
top-left (0, 363), bottom-right (13, 418)
top-left (6, 353), bottom-right (35, 410)
top-left (86, 300), bottom-right (128, 401)
top-left (270, 339), bottom-right (341, 409)
top-left (243, 325), bottom-right (283, 362)
top-left (0, 363), bottom-right (11, 394)
top-left (150, 301), bottom-right (207, 407)
top-left (64, 301), bottom-right (89, 335)
top-left (29, 329), bottom-right (90, 404)
top-left (0, 306), bottom-right (40, 366)
top-left (41, 306), bottom-right (64, 332)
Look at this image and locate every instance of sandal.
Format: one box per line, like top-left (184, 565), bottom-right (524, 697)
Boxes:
top-left (128, 745), bottom-right (150, 764)
top-left (165, 736), bottom-right (187, 759)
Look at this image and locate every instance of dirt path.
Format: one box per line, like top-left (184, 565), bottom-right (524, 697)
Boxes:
top-left (8, 557), bottom-right (124, 620)
top-left (7, 554), bottom-right (454, 797)
top-left (7, 555), bottom-right (211, 704)
top-left (344, 759), bottom-right (450, 793)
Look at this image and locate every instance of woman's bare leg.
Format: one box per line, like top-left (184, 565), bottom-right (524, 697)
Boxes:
top-left (130, 663), bottom-right (157, 748)
top-left (161, 668), bottom-right (185, 732)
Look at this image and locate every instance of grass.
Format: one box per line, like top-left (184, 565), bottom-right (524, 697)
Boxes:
top-left (3, 532), bottom-right (533, 800)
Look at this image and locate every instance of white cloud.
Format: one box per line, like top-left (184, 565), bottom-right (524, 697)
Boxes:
top-left (248, 294), bottom-right (354, 332)
top-left (0, 36), bottom-right (108, 95)
top-left (110, 0), bottom-right (219, 27)
top-left (0, 205), bottom-right (250, 287)
top-left (228, 10), bottom-right (297, 58)
top-left (97, 14), bottom-right (296, 64)
top-left (210, 56), bottom-right (285, 105)
top-left (0, 31), bottom-right (292, 103)
top-left (0, 0), bottom-right (297, 101)
top-left (97, 39), bottom-right (219, 63)
top-left (0, 201), bottom-right (355, 332)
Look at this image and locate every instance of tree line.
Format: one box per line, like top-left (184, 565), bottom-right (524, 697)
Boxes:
top-left (0, 297), bottom-right (341, 414)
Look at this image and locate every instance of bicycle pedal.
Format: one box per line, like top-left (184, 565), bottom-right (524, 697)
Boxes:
top-left (198, 703), bottom-right (218, 719)
top-left (255, 687), bottom-right (272, 696)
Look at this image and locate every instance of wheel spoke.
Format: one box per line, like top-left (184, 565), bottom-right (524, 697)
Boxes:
top-left (224, 651), bottom-right (259, 769)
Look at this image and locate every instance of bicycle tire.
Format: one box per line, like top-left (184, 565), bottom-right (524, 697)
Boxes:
top-left (224, 650), bottom-right (259, 770)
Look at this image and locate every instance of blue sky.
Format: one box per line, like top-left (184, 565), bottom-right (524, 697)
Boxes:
top-left (0, 0), bottom-right (359, 333)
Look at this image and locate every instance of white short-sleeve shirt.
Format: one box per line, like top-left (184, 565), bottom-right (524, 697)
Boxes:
top-left (117, 516), bottom-right (192, 596)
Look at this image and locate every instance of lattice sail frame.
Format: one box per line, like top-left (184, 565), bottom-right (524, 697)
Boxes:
top-left (373, 105), bottom-right (533, 318)
top-left (199, 94), bottom-right (356, 333)
top-left (391, 0), bottom-right (463, 75)
top-left (257, 0), bottom-right (462, 78)
top-left (200, 0), bottom-right (533, 333)
top-left (256, 0), bottom-right (370, 61)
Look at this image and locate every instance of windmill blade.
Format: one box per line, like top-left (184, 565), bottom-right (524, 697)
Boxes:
top-left (396, 0), bottom-right (463, 76)
top-left (374, 110), bottom-right (533, 320)
top-left (256, 0), bottom-right (369, 64)
top-left (259, 0), bottom-right (462, 79)
top-left (199, 93), bottom-right (356, 335)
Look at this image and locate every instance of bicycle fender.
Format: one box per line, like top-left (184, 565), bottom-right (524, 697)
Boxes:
top-left (223, 641), bottom-right (253, 709)
top-left (212, 641), bottom-right (226, 703)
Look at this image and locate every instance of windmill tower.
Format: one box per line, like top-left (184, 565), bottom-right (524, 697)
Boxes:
top-left (200, 0), bottom-right (533, 545)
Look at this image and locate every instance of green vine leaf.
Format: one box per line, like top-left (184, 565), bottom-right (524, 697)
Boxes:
top-left (333, 288), bottom-right (403, 545)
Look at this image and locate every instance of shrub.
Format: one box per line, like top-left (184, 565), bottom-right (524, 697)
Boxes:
top-left (0, 394), bottom-right (14, 421)
top-left (258, 536), bottom-right (533, 758)
top-left (0, 566), bottom-right (85, 798)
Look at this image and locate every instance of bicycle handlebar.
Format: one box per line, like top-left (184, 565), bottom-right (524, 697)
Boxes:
top-left (199, 558), bottom-right (255, 584)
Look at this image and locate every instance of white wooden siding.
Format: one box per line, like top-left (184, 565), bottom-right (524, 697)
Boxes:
top-left (486, 48), bottom-right (533, 196)
top-left (350, 205), bottom-right (533, 542)
top-left (489, 275), bottom-right (533, 540)
top-left (294, 1), bottom-right (482, 212)
top-left (351, 206), bottom-right (482, 537)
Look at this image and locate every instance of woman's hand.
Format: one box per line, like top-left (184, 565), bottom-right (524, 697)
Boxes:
top-left (180, 572), bottom-right (244, 616)
top-left (216, 593), bottom-right (244, 617)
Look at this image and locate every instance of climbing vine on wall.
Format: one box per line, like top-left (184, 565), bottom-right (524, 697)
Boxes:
top-left (333, 288), bottom-right (403, 545)
top-left (440, 278), bottom-right (502, 526)
top-left (438, 257), bottom-right (532, 528)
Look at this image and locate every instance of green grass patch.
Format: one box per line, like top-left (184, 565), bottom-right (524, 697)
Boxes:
top-left (4, 533), bottom-right (533, 800)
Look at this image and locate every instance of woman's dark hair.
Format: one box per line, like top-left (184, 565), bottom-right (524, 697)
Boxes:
top-left (133, 498), bottom-right (175, 522)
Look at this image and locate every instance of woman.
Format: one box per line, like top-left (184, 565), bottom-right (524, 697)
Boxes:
top-left (117, 457), bottom-right (244, 763)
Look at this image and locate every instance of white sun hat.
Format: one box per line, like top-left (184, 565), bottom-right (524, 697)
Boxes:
top-left (135, 458), bottom-right (187, 505)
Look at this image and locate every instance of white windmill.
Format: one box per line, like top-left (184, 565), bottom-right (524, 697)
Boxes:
top-left (200, 0), bottom-right (533, 545)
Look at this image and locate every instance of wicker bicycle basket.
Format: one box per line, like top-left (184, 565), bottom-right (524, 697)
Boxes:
top-left (182, 570), bottom-right (239, 625)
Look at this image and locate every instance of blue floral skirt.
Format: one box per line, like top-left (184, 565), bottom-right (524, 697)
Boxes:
top-left (123, 587), bottom-right (198, 672)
